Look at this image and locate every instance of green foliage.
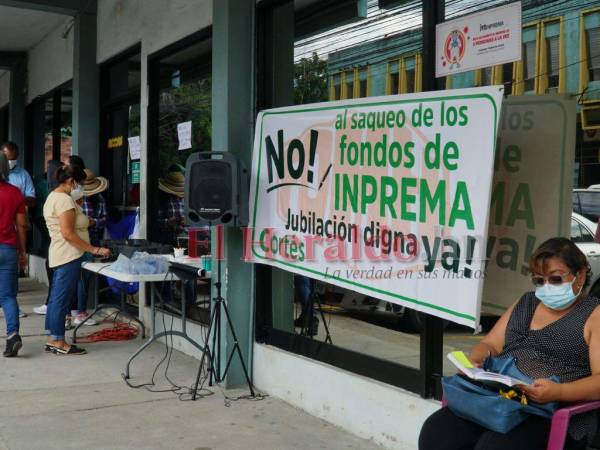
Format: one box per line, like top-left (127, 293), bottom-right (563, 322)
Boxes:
top-left (158, 77), bottom-right (212, 174)
top-left (294, 53), bottom-right (329, 105)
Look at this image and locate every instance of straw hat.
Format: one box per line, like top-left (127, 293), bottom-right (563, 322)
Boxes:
top-left (82, 169), bottom-right (109, 196)
top-left (158, 171), bottom-right (185, 197)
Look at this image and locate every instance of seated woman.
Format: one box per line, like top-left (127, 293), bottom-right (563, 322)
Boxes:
top-left (419, 237), bottom-right (600, 450)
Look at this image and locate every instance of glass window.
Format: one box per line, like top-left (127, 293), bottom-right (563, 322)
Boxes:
top-left (359, 68), bottom-right (368, 98)
top-left (571, 219), bottom-right (583, 242)
top-left (405, 56), bottom-right (416, 93)
top-left (578, 191), bottom-right (600, 222)
top-left (572, 192), bottom-right (581, 214)
top-left (100, 49), bottom-right (141, 216)
top-left (273, 4), bottom-right (434, 381)
top-left (295, 53), bottom-right (328, 104)
top-left (148, 38), bottom-right (212, 250)
top-left (571, 219), bottom-right (596, 243)
top-left (156, 42), bottom-right (212, 175)
top-left (105, 52), bottom-right (141, 100)
top-left (546, 35), bottom-right (559, 90)
top-left (502, 63), bottom-right (513, 95)
top-left (333, 73), bottom-right (341, 100)
top-left (388, 60), bottom-right (399, 95)
top-left (344, 70), bottom-right (354, 99)
top-left (44, 97), bottom-right (54, 170)
top-left (60, 88), bottom-right (72, 162)
top-left (580, 222), bottom-right (596, 243)
top-left (481, 67), bottom-right (492, 86)
top-left (523, 40), bottom-right (537, 92)
top-left (586, 27), bottom-right (600, 82)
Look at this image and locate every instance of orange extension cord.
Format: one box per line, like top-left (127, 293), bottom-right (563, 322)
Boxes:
top-left (76, 313), bottom-right (140, 343)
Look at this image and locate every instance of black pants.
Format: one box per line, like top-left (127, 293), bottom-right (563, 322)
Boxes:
top-left (45, 257), bottom-right (53, 306)
top-left (419, 407), bottom-right (586, 450)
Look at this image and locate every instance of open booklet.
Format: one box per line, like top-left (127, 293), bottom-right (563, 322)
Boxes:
top-left (447, 351), bottom-right (531, 388)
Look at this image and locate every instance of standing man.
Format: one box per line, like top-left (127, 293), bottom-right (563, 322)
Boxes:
top-left (2, 141), bottom-right (35, 318)
top-left (2, 142), bottom-right (36, 208)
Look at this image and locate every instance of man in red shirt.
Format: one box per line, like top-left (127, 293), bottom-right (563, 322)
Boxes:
top-left (0, 152), bottom-right (27, 356)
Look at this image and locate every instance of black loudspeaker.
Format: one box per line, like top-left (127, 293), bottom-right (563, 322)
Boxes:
top-left (184, 151), bottom-right (249, 227)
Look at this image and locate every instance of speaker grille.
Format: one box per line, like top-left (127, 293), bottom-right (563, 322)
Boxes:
top-left (190, 160), bottom-right (233, 221)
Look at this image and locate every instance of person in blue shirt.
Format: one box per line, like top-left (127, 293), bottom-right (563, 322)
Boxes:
top-left (1, 142), bottom-right (36, 208)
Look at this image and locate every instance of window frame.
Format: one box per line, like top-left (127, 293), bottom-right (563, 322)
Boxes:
top-left (580, 7), bottom-right (600, 100)
top-left (385, 53), bottom-right (422, 95)
top-left (538, 17), bottom-right (564, 94)
top-left (516, 22), bottom-right (541, 95)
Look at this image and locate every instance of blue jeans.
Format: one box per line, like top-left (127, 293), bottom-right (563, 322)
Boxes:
top-left (45, 257), bottom-right (82, 340)
top-left (0, 244), bottom-right (19, 336)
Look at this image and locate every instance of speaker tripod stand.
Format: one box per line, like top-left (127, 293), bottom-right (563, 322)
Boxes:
top-left (191, 257), bottom-right (255, 400)
top-left (298, 291), bottom-right (333, 344)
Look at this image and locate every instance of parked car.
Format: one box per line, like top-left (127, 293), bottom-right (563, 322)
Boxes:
top-left (572, 212), bottom-right (600, 297)
top-left (573, 189), bottom-right (600, 223)
top-left (318, 212), bottom-right (600, 332)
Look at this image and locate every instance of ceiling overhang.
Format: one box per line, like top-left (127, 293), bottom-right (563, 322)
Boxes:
top-left (0, 0), bottom-right (95, 15)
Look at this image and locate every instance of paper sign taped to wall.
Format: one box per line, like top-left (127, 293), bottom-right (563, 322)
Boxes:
top-left (177, 121), bottom-right (192, 150)
top-left (128, 136), bottom-right (141, 160)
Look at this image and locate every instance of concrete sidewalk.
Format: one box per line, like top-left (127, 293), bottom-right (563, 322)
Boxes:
top-left (0, 279), bottom-right (380, 450)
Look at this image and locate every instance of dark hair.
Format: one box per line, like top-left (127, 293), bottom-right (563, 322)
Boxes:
top-left (1, 141), bottom-right (18, 155)
top-left (55, 164), bottom-right (86, 184)
top-left (68, 155), bottom-right (86, 170)
top-left (529, 237), bottom-right (591, 287)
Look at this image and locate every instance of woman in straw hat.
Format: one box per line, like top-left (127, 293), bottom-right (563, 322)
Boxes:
top-left (69, 169), bottom-right (109, 327)
top-left (157, 168), bottom-right (185, 246)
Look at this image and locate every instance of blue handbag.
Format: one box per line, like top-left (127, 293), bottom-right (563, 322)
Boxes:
top-left (442, 357), bottom-right (560, 434)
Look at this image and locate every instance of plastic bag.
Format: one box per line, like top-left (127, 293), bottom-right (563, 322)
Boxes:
top-left (109, 254), bottom-right (135, 274)
top-left (109, 252), bottom-right (169, 275)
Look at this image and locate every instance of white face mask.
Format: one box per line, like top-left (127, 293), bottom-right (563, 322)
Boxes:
top-left (8, 160), bottom-right (17, 170)
top-left (70, 183), bottom-right (84, 201)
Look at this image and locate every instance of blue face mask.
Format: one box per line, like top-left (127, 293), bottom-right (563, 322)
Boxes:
top-left (535, 278), bottom-right (582, 310)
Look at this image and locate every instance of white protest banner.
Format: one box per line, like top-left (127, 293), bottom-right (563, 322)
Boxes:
top-left (436, 2), bottom-right (521, 78)
top-left (482, 96), bottom-right (576, 314)
top-left (248, 87), bottom-right (504, 328)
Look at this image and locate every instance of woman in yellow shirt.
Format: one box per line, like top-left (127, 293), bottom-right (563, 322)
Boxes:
top-left (43, 164), bottom-right (111, 355)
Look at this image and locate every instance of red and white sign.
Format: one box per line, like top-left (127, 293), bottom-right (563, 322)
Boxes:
top-left (436, 2), bottom-right (522, 78)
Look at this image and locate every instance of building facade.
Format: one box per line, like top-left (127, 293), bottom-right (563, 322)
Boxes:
top-left (328, 0), bottom-right (600, 188)
top-left (0, 1), bottom-right (595, 449)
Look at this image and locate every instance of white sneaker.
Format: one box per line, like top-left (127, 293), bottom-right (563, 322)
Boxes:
top-left (33, 304), bottom-right (47, 315)
top-left (18, 309), bottom-right (27, 318)
top-left (73, 313), bottom-right (97, 326)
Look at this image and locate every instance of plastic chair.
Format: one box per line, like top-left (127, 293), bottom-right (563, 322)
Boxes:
top-left (546, 401), bottom-right (600, 450)
top-left (440, 397), bottom-right (600, 449)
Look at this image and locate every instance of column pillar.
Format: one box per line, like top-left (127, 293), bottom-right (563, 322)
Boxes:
top-left (257, 1), bottom-right (295, 332)
top-left (212, 0), bottom-right (256, 387)
top-left (72, 4), bottom-right (99, 172)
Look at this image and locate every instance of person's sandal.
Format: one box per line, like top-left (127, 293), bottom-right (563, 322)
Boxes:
top-left (48, 344), bottom-right (87, 355)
